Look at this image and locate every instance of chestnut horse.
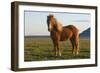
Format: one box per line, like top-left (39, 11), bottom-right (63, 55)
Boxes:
top-left (47, 14), bottom-right (79, 57)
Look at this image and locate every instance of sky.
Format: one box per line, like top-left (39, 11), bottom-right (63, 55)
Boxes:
top-left (24, 11), bottom-right (91, 36)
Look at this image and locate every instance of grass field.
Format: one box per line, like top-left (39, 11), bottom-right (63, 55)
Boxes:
top-left (24, 36), bottom-right (90, 61)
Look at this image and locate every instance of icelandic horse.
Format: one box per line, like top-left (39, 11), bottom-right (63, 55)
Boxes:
top-left (47, 14), bottom-right (79, 57)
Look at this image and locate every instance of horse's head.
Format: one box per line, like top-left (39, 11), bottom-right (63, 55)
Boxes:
top-left (47, 14), bottom-right (57, 31)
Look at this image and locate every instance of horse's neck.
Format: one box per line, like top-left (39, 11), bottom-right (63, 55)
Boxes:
top-left (52, 18), bottom-right (63, 32)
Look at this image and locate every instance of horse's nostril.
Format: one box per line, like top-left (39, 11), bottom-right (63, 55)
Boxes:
top-left (48, 28), bottom-right (52, 31)
top-left (48, 28), bottom-right (50, 31)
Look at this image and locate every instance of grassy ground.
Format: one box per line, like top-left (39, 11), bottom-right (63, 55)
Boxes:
top-left (24, 37), bottom-right (90, 61)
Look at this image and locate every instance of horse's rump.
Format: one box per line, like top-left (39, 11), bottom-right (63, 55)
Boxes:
top-left (64, 25), bottom-right (79, 38)
top-left (59, 25), bottom-right (78, 41)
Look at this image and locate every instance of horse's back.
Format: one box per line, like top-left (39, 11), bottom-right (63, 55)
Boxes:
top-left (63, 25), bottom-right (79, 35)
top-left (63, 25), bottom-right (78, 31)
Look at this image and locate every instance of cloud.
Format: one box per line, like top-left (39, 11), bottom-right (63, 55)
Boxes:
top-left (72, 20), bottom-right (90, 22)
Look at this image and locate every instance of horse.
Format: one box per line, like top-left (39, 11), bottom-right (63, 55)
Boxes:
top-left (47, 14), bottom-right (80, 57)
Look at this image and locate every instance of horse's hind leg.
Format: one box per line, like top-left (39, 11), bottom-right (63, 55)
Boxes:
top-left (70, 38), bottom-right (76, 55)
top-left (71, 36), bottom-right (79, 56)
top-left (75, 35), bottom-right (79, 55)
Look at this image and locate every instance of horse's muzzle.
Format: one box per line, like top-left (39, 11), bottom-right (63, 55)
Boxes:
top-left (48, 28), bottom-right (51, 31)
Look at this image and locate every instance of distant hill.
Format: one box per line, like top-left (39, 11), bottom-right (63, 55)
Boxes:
top-left (79, 28), bottom-right (90, 39)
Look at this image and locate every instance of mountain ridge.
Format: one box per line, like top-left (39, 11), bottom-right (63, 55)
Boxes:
top-left (79, 28), bottom-right (90, 39)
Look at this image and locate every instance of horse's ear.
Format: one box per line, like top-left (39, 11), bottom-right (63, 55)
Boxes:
top-left (51, 15), bottom-right (54, 18)
top-left (49, 14), bottom-right (54, 18)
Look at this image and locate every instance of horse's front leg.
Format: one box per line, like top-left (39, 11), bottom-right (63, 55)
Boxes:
top-left (54, 45), bottom-right (58, 57)
top-left (57, 42), bottom-right (62, 57)
top-left (53, 41), bottom-right (58, 57)
top-left (53, 42), bottom-right (61, 57)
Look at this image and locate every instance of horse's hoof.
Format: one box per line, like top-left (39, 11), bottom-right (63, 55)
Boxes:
top-left (76, 52), bottom-right (79, 55)
top-left (55, 55), bottom-right (58, 57)
top-left (72, 53), bottom-right (76, 56)
top-left (59, 55), bottom-right (62, 57)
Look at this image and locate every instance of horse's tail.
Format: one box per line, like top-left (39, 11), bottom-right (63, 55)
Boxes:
top-left (70, 25), bottom-right (79, 55)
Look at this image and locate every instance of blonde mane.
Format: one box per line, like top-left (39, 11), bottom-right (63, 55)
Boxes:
top-left (56, 21), bottom-right (63, 32)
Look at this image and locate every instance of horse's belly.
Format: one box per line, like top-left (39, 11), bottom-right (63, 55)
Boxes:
top-left (60, 34), bottom-right (67, 41)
